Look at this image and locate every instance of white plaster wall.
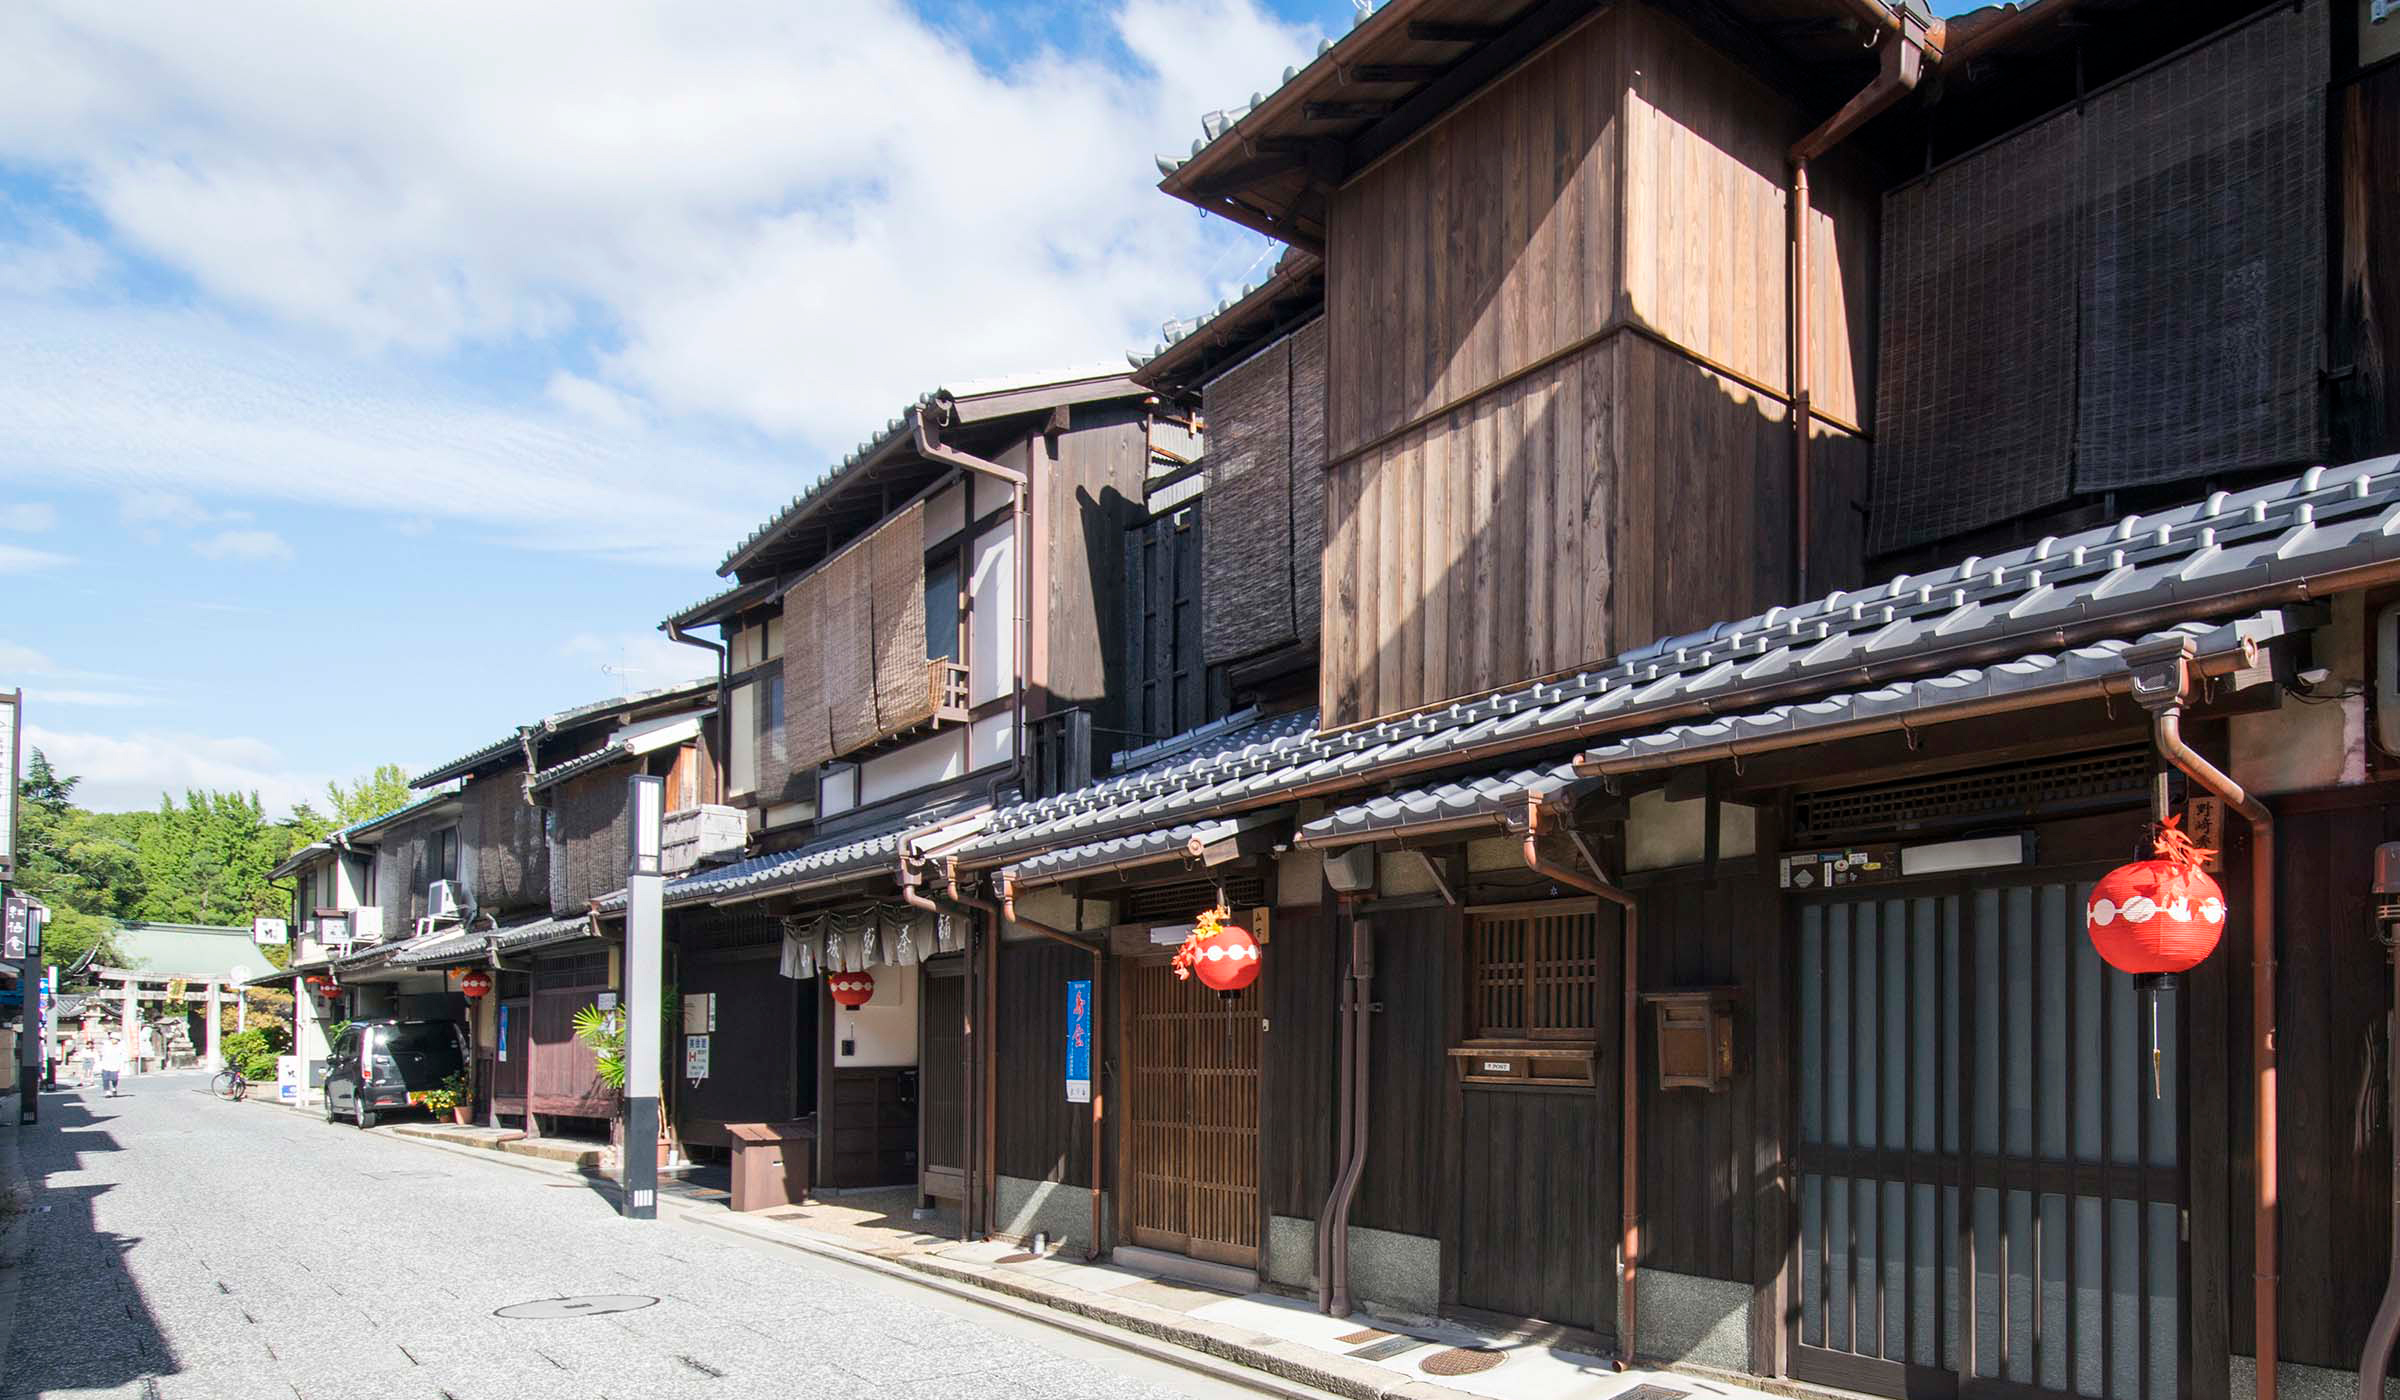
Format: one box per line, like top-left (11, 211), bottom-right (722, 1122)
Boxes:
top-left (969, 520), bottom-right (1015, 708)
top-left (925, 482), bottom-right (965, 546)
top-left (969, 711), bottom-right (1014, 772)
top-left (833, 960), bottom-right (917, 1067)
top-left (819, 766), bottom-right (858, 818)
top-left (861, 730), bottom-right (967, 806)
top-left (2231, 591), bottom-right (2371, 795)
top-left (1626, 788), bottom-right (1758, 872)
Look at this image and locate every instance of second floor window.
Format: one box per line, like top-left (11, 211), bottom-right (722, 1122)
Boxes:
top-left (727, 681), bottom-right (758, 796)
top-left (428, 827), bottom-right (458, 887)
top-left (926, 557), bottom-right (962, 664)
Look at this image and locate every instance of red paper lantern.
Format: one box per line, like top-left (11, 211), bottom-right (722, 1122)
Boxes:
top-left (2087, 817), bottom-right (2226, 976)
top-left (828, 971), bottom-right (876, 1008)
top-left (458, 969), bottom-right (493, 999)
top-left (1171, 906), bottom-right (1261, 995)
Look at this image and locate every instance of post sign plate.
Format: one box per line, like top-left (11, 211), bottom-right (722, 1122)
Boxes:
top-left (1064, 979), bottom-right (1092, 1104)
top-left (684, 1034), bottom-right (710, 1082)
top-left (2, 895), bottom-right (27, 961)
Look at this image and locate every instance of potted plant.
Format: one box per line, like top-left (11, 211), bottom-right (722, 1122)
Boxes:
top-left (572, 1002), bottom-right (670, 1169)
top-left (417, 1070), bottom-right (471, 1125)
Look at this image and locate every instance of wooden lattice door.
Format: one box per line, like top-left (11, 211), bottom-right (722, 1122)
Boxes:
top-left (1128, 960), bottom-right (1262, 1268)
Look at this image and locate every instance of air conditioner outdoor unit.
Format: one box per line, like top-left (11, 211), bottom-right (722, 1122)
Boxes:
top-left (426, 880), bottom-right (464, 919)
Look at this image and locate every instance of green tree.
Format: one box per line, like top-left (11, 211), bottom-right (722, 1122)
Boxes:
top-left (326, 765), bottom-right (414, 827)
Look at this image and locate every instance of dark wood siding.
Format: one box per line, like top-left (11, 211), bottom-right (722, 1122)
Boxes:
top-left (1353, 903), bottom-right (1456, 1238)
top-left (674, 910), bottom-right (809, 1150)
top-left (996, 940), bottom-right (1099, 1188)
top-left (550, 769), bottom-right (627, 915)
top-left (1264, 904), bottom-right (1338, 1220)
top-left (922, 966), bottom-right (966, 1192)
top-left (1124, 502), bottom-right (1212, 745)
top-left (1201, 318), bottom-right (1328, 668)
top-left (2336, 61), bottom-right (2400, 463)
top-left (2225, 783), bottom-right (2400, 1369)
top-left (1456, 1087), bottom-right (1612, 1331)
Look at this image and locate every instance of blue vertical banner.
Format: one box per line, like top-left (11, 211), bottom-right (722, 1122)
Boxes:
top-left (1064, 979), bottom-right (1092, 1104)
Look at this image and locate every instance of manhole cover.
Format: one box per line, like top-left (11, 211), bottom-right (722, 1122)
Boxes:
top-left (1420, 1347), bottom-right (1506, 1377)
top-left (1348, 1336), bottom-right (1426, 1362)
top-left (494, 1295), bottom-right (659, 1320)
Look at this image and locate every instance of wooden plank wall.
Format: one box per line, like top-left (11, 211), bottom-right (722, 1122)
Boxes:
top-left (1315, 1), bottom-right (1880, 726)
top-left (1635, 863), bottom-right (1781, 1286)
top-left (1353, 903), bottom-right (1458, 1238)
top-left (995, 939), bottom-right (1100, 1188)
top-left (467, 771), bottom-right (547, 913)
top-left (1201, 320), bottom-right (1330, 668)
top-left (1041, 405), bottom-right (1150, 738)
top-left (2226, 783), bottom-right (2400, 1368)
top-left (2335, 63), bottom-right (2400, 463)
top-left (1263, 903), bottom-right (1338, 1220)
top-left (1324, 8), bottom-right (1621, 460)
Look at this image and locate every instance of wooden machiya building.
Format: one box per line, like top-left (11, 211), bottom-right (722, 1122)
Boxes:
top-left (641, 369), bottom-right (1213, 1201)
top-left (914, 3), bottom-right (2400, 1400)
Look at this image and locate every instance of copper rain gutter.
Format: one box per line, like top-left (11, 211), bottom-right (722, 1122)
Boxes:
top-left (1521, 797), bottom-right (1642, 1367)
top-left (1788, 7), bottom-right (1937, 597)
top-left (2122, 634), bottom-right (2278, 1400)
top-left (1319, 893), bottom-right (1374, 1317)
top-left (999, 873), bottom-right (1109, 1260)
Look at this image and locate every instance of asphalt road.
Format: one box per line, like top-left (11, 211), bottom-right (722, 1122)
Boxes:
top-left (0, 1072), bottom-right (1278, 1400)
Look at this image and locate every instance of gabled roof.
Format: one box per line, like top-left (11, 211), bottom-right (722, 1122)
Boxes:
top-left (950, 456), bottom-right (2400, 869)
top-left (527, 714), bottom-right (709, 793)
top-left (717, 369), bottom-right (1144, 580)
top-left (1154, 0), bottom-right (1928, 250)
top-left (661, 576), bottom-right (781, 632)
top-left (659, 822), bottom-right (912, 908)
top-left (411, 678), bottom-right (718, 788)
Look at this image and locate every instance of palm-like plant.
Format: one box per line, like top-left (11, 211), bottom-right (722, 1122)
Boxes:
top-left (570, 1004), bottom-right (628, 1090)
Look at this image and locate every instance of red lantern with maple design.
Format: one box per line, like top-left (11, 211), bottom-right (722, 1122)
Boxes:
top-left (458, 969), bottom-right (493, 999)
top-left (2086, 816), bottom-right (2226, 976)
top-left (828, 971), bottom-right (876, 1008)
top-left (1171, 905), bottom-right (1261, 996)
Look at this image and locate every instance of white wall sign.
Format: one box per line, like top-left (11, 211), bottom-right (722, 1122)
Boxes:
top-left (683, 1034), bottom-right (710, 1082)
top-left (252, 918), bottom-right (289, 946)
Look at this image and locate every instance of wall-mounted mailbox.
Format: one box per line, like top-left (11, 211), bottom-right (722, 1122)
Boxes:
top-left (1644, 988), bottom-right (1739, 1092)
top-left (1448, 1044), bottom-right (1597, 1088)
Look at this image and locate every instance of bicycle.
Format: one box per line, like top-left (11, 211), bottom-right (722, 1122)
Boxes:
top-left (210, 1066), bottom-right (250, 1102)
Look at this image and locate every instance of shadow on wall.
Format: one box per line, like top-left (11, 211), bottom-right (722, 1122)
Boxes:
top-left (3, 1096), bottom-right (178, 1394)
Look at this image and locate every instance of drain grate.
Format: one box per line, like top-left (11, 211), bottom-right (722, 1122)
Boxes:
top-left (1420, 1347), bottom-right (1506, 1377)
top-left (1348, 1336), bottom-right (1426, 1362)
top-left (1614, 1387), bottom-right (1689, 1400)
top-left (494, 1295), bottom-right (659, 1320)
top-left (995, 1252), bottom-right (1040, 1264)
top-left (1336, 1328), bottom-right (1393, 1345)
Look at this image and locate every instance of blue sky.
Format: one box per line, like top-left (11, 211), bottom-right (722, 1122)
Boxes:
top-left (0, 0), bottom-right (1984, 814)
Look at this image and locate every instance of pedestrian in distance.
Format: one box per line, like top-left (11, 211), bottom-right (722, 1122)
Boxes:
top-left (98, 1032), bottom-right (128, 1097)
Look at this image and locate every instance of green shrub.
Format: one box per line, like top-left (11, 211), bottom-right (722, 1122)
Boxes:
top-left (221, 1028), bottom-right (286, 1082)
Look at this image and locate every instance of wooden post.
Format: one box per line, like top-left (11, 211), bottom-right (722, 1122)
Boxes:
top-left (205, 981), bottom-right (223, 1072)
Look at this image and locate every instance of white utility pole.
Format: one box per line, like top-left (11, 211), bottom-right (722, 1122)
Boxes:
top-left (622, 773), bottom-right (664, 1220)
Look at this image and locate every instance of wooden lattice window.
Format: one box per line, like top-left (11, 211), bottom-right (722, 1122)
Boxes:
top-left (1468, 902), bottom-right (1600, 1042)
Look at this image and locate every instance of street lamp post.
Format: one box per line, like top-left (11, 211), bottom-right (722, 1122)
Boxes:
top-left (622, 773), bottom-right (664, 1220)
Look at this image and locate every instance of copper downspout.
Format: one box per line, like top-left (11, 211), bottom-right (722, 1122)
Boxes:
top-left (999, 875), bottom-right (1108, 1261)
top-left (1321, 896), bottom-right (1375, 1316)
top-left (663, 621), bottom-right (729, 805)
top-left (2363, 919), bottom-right (2400, 1400)
top-left (1316, 895), bottom-right (1355, 1314)
top-left (2126, 636), bottom-right (2277, 1400)
top-left (1522, 798), bottom-right (1641, 1366)
top-left (1788, 18), bottom-right (1931, 597)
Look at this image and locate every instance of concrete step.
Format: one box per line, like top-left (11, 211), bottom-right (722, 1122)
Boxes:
top-left (1107, 1244), bottom-right (1258, 1296)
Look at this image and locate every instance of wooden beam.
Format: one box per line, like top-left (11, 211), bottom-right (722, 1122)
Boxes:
top-left (1190, 195), bottom-right (1325, 256)
top-left (1406, 20), bottom-right (1503, 41)
top-left (1349, 63), bottom-right (1446, 82)
top-left (1348, 0), bottom-right (1605, 175)
top-left (1302, 100), bottom-right (1398, 121)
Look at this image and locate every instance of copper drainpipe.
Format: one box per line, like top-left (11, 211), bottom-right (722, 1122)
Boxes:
top-left (1521, 797), bottom-right (1642, 1366)
top-left (1788, 14), bottom-right (1933, 597)
top-left (2125, 636), bottom-right (2277, 1400)
top-left (999, 874), bottom-right (1108, 1260)
top-left (1320, 895), bottom-right (1375, 1316)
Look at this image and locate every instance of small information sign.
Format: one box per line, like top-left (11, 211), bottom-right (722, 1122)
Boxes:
top-left (1064, 979), bottom-right (1092, 1104)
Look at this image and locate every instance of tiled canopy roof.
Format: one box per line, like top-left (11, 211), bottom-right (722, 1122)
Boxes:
top-left (997, 819), bottom-right (1250, 889)
top-left (412, 679), bottom-right (717, 789)
top-left (950, 457), bottom-right (2400, 870)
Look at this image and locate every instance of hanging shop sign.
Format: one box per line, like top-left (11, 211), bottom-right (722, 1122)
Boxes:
top-left (1170, 904), bottom-right (1261, 996)
top-left (498, 1003), bottom-right (510, 1061)
top-left (251, 917), bottom-right (288, 947)
top-left (1064, 979), bottom-right (1092, 1104)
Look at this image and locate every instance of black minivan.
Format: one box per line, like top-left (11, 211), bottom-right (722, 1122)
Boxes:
top-left (323, 1018), bottom-right (466, 1128)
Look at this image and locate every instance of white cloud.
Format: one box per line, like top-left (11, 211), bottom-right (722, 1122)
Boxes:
top-left (192, 527), bottom-right (293, 562)
top-left (0, 542), bottom-right (69, 573)
top-left (0, 211), bottom-right (107, 296)
top-left (34, 689), bottom-right (147, 709)
top-left (26, 722), bottom-right (324, 815)
top-left (0, 502), bottom-right (56, 531)
top-left (0, 0), bottom-right (1322, 445)
top-left (120, 492), bottom-right (235, 529)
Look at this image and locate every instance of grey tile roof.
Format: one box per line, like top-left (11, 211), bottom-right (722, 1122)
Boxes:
top-left (1127, 252), bottom-right (1319, 373)
top-left (662, 576), bottom-right (779, 631)
top-left (998, 819), bottom-right (1247, 887)
top-left (529, 740), bottom-right (638, 793)
top-left (953, 457), bottom-right (2400, 868)
top-left (392, 925), bottom-right (492, 967)
top-left (1296, 762), bottom-right (1590, 848)
top-left (411, 678), bottom-right (718, 788)
top-left (490, 913), bottom-right (599, 955)
top-left (1154, 7), bottom-right (1373, 178)
top-left (657, 824), bottom-right (909, 908)
top-left (1577, 615), bottom-right (2280, 776)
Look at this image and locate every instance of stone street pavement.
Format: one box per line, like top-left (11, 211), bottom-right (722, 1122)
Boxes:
top-left (0, 1073), bottom-right (1280, 1400)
